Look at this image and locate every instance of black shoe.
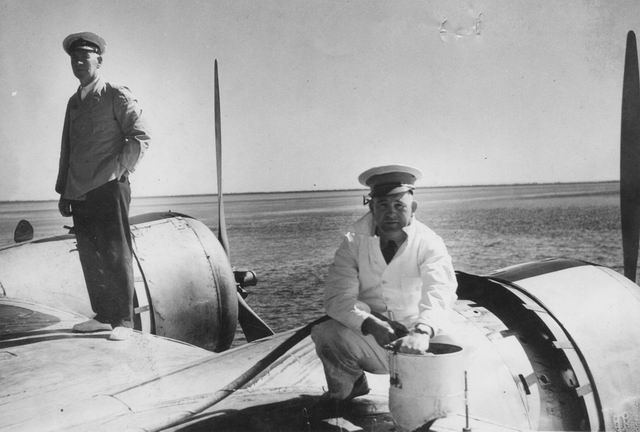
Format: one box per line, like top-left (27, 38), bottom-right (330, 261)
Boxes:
top-left (319, 373), bottom-right (370, 404)
top-left (345, 373), bottom-right (370, 401)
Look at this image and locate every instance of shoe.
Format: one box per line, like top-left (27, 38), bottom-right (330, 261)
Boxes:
top-left (72, 319), bottom-right (112, 333)
top-left (109, 326), bottom-right (133, 341)
top-left (345, 373), bottom-right (370, 401)
top-left (112, 319), bottom-right (134, 329)
top-left (320, 374), bottom-right (371, 403)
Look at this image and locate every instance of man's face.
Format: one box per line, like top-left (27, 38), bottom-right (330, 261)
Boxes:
top-left (370, 192), bottom-right (417, 235)
top-left (70, 49), bottom-right (101, 83)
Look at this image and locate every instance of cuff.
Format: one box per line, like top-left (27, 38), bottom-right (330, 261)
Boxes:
top-left (413, 323), bottom-right (435, 337)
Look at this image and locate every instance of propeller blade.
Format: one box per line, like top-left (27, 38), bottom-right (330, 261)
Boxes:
top-left (214, 59), bottom-right (230, 258)
top-left (621, 31), bottom-right (640, 281)
top-left (237, 293), bottom-right (275, 341)
top-left (214, 60), bottom-right (275, 340)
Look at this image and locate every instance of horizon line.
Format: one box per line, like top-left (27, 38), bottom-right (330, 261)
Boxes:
top-left (0, 179), bottom-right (619, 204)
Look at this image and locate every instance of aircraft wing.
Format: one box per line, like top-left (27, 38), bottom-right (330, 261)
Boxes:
top-left (0, 292), bottom-right (543, 432)
top-left (7, 260), bottom-right (633, 432)
top-left (0, 296), bottom-right (323, 432)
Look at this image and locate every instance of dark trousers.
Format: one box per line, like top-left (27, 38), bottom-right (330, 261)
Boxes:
top-left (71, 178), bottom-right (134, 327)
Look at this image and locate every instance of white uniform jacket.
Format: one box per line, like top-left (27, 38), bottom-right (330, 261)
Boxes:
top-left (324, 212), bottom-right (458, 335)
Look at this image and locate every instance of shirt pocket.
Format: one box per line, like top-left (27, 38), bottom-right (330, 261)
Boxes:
top-left (91, 102), bottom-right (120, 136)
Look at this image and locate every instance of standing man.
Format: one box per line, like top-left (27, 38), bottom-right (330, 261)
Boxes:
top-left (311, 165), bottom-right (457, 401)
top-left (56, 32), bottom-right (150, 341)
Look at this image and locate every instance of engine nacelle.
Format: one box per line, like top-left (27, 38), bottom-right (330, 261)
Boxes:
top-left (0, 212), bottom-right (238, 352)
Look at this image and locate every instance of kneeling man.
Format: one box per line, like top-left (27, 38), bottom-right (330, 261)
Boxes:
top-left (311, 164), bottom-right (458, 400)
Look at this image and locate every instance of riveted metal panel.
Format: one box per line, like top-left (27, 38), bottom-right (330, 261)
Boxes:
top-left (512, 265), bottom-right (640, 431)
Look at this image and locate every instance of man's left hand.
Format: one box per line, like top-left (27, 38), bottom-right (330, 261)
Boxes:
top-left (58, 198), bottom-right (73, 217)
top-left (386, 331), bottom-right (430, 354)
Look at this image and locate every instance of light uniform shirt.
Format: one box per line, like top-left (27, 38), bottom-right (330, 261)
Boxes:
top-left (324, 212), bottom-right (457, 335)
top-left (56, 76), bottom-right (150, 200)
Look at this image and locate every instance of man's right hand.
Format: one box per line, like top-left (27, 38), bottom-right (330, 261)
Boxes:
top-left (58, 198), bottom-right (72, 217)
top-left (361, 316), bottom-right (398, 347)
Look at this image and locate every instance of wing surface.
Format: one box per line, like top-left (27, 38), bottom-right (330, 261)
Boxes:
top-left (0, 297), bottom-right (299, 431)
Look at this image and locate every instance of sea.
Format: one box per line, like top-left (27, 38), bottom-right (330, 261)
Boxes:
top-left (0, 181), bottom-right (622, 335)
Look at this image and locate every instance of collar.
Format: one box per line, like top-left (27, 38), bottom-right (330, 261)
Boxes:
top-left (78, 75), bottom-right (104, 99)
top-left (353, 212), bottom-right (416, 238)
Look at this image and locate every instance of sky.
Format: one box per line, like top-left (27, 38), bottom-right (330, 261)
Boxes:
top-left (1, 0), bottom-right (639, 201)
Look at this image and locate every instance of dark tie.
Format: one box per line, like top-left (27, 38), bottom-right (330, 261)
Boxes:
top-left (381, 240), bottom-right (397, 264)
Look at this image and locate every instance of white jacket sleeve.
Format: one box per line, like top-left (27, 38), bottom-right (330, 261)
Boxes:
top-left (324, 233), bottom-right (372, 332)
top-left (415, 237), bottom-right (458, 335)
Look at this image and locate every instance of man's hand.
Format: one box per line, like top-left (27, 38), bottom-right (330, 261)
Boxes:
top-left (371, 312), bottom-right (409, 338)
top-left (116, 155), bottom-right (129, 180)
top-left (361, 316), bottom-right (398, 347)
top-left (386, 331), bottom-right (431, 354)
top-left (58, 198), bottom-right (72, 217)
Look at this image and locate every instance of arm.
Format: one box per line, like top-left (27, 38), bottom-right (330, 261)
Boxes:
top-left (113, 86), bottom-right (150, 176)
top-left (56, 102), bottom-right (72, 217)
top-left (55, 102), bottom-right (71, 196)
top-left (324, 234), bottom-right (373, 332)
top-left (415, 238), bottom-right (458, 335)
